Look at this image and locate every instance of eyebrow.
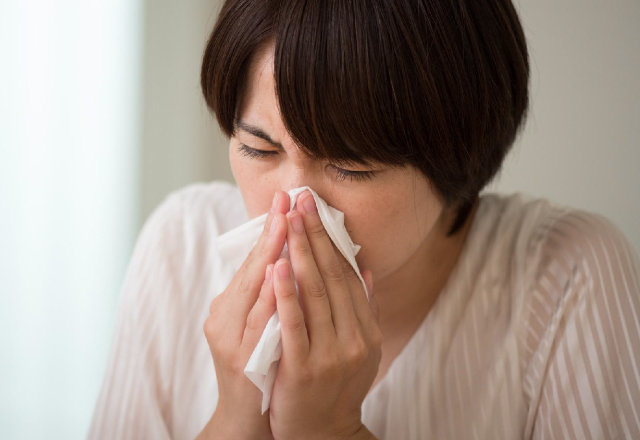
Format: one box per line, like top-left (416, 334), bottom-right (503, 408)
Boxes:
top-left (233, 119), bottom-right (379, 169)
top-left (234, 120), bottom-right (284, 151)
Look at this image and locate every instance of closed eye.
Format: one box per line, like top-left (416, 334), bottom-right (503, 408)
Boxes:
top-left (237, 144), bottom-right (377, 183)
top-left (237, 144), bottom-right (278, 159)
top-left (330, 166), bottom-right (376, 182)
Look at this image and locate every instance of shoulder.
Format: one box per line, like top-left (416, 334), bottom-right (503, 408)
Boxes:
top-left (491, 190), bottom-right (640, 324)
top-left (473, 192), bottom-right (637, 280)
top-left (500, 196), bottom-right (640, 411)
top-left (474, 192), bottom-right (570, 251)
top-left (463, 192), bottom-right (573, 292)
top-left (153, 180), bottom-right (247, 237)
top-left (525, 205), bottom-right (640, 339)
top-left (130, 180), bottom-right (247, 297)
top-left (524, 211), bottom-right (640, 437)
top-left (523, 200), bottom-right (639, 305)
top-left (139, 180), bottom-right (248, 253)
top-left (537, 208), bottom-right (638, 273)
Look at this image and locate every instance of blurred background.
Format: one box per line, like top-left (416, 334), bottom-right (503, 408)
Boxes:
top-left (1, 0), bottom-right (638, 438)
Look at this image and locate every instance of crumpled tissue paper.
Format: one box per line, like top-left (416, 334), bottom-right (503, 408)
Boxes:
top-left (215, 186), bottom-right (369, 414)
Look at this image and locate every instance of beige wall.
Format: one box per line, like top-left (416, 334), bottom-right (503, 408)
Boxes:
top-left (139, 0), bottom-right (233, 222)
top-left (140, 0), bottom-right (640, 252)
top-left (486, 0), bottom-right (640, 252)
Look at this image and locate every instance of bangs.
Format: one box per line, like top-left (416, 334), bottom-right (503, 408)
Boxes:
top-left (272, 0), bottom-right (413, 169)
top-left (202, 0), bottom-right (427, 169)
top-left (202, 0), bottom-right (530, 234)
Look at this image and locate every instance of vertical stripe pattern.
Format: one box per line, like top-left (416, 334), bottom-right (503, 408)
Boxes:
top-left (86, 182), bottom-right (640, 440)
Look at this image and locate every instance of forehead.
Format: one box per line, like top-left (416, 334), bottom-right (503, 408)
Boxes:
top-left (233, 42), bottom-right (398, 170)
top-left (236, 44), bottom-right (285, 136)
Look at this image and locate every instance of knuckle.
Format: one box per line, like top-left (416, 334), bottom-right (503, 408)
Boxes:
top-left (244, 246), bottom-right (265, 269)
top-left (370, 326), bottom-right (383, 348)
top-left (291, 239), bottom-right (314, 258)
top-left (306, 220), bottom-right (328, 240)
top-left (203, 315), bottom-right (217, 339)
top-left (320, 353), bottom-right (343, 376)
top-left (208, 295), bottom-right (221, 315)
top-left (237, 273), bottom-right (255, 297)
top-left (306, 278), bottom-right (327, 299)
top-left (336, 251), bottom-right (349, 269)
top-left (229, 357), bottom-right (246, 374)
top-left (213, 341), bottom-right (236, 362)
top-left (263, 213), bottom-right (277, 236)
top-left (321, 261), bottom-right (344, 282)
top-left (257, 238), bottom-right (271, 259)
top-left (345, 337), bottom-right (369, 366)
top-left (245, 307), bottom-right (261, 332)
top-left (278, 278), bottom-right (298, 300)
top-left (259, 283), bottom-right (275, 306)
top-left (372, 301), bottom-right (381, 320)
top-left (343, 266), bottom-right (359, 283)
top-left (297, 365), bottom-right (315, 384)
top-left (282, 313), bottom-right (306, 333)
top-left (203, 318), bottom-right (244, 367)
top-left (242, 250), bottom-right (256, 270)
top-left (246, 238), bottom-right (270, 267)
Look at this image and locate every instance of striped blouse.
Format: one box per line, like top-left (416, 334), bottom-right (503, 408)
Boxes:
top-left (87, 180), bottom-right (640, 440)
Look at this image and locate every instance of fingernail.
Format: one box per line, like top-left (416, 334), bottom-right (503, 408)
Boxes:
top-left (276, 260), bottom-right (290, 278)
top-left (289, 212), bottom-right (304, 233)
top-left (270, 193), bottom-right (279, 213)
top-left (269, 216), bottom-right (279, 235)
top-left (302, 193), bottom-right (317, 214)
top-left (265, 265), bottom-right (272, 283)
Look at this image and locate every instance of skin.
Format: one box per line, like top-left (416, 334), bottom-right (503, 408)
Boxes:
top-left (198, 42), bottom-right (479, 440)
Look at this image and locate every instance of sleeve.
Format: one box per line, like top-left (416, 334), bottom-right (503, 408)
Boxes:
top-left (86, 190), bottom-right (186, 440)
top-left (522, 210), bottom-right (640, 440)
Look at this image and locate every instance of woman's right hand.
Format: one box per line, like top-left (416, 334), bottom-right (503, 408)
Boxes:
top-left (197, 191), bottom-right (290, 440)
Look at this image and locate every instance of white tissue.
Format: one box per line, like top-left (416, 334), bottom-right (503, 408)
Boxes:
top-left (215, 186), bottom-right (369, 414)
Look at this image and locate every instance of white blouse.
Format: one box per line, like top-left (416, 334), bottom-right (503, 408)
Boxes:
top-left (87, 180), bottom-right (640, 440)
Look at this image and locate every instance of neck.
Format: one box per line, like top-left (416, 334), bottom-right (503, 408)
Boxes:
top-left (374, 198), bottom-right (480, 334)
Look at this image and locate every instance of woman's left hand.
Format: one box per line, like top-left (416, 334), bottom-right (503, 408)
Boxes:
top-left (268, 190), bottom-right (382, 440)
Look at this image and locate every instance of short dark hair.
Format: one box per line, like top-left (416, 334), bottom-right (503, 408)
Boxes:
top-left (201, 0), bottom-right (530, 235)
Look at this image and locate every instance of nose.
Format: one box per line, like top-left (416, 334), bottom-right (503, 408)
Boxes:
top-left (286, 169), bottom-right (307, 191)
top-left (274, 142), bottom-right (334, 201)
top-left (284, 177), bottom-right (313, 205)
top-left (280, 161), bottom-right (323, 203)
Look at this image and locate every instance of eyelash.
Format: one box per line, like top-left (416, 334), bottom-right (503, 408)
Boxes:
top-left (237, 144), bottom-right (376, 182)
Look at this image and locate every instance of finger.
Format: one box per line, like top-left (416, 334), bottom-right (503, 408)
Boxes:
top-left (241, 264), bottom-right (277, 349)
top-left (238, 190), bottom-right (290, 276)
top-left (363, 270), bottom-right (382, 348)
top-left (332, 243), bottom-right (376, 333)
top-left (227, 191), bottom-right (289, 341)
top-left (363, 270), bottom-right (379, 324)
top-left (296, 191), bottom-right (360, 340)
top-left (273, 258), bottom-right (310, 360)
top-left (285, 209), bottom-right (337, 346)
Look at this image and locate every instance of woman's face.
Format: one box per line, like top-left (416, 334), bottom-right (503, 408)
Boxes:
top-left (230, 45), bottom-right (446, 283)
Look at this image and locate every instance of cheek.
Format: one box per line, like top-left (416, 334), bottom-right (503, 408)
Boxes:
top-left (230, 153), bottom-right (278, 219)
top-left (344, 205), bottom-right (419, 279)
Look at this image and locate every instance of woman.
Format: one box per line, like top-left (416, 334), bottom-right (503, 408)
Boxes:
top-left (88, 0), bottom-right (640, 439)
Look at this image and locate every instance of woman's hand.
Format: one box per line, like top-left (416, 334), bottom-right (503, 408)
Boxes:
top-left (268, 190), bottom-right (382, 440)
top-left (199, 191), bottom-right (290, 440)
